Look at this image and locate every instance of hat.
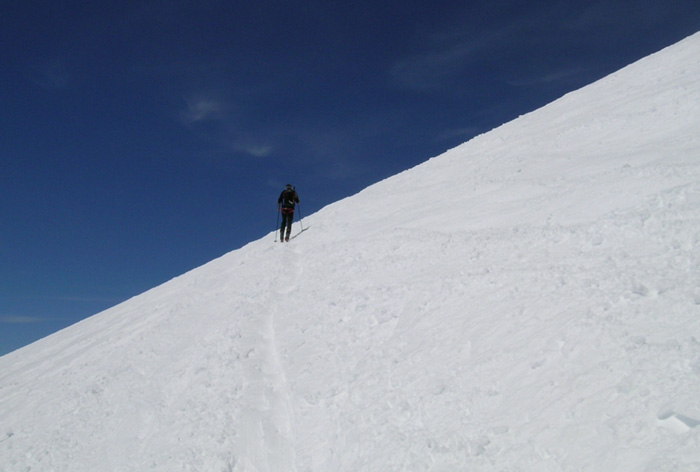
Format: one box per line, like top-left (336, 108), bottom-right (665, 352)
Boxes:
top-left (285, 184), bottom-right (292, 189)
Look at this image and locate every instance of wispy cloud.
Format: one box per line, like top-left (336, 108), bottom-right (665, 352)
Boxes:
top-left (240, 144), bottom-right (274, 158)
top-left (180, 94), bottom-right (227, 123)
top-left (175, 89), bottom-right (279, 158)
top-left (389, 2), bottom-right (633, 95)
top-left (389, 18), bottom-right (524, 93)
top-left (564, 2), bottom-right (664, 32)
top-left (390, 42), bottom-right (479, 92)
top-left (224, 137), bottom-right (275, 158)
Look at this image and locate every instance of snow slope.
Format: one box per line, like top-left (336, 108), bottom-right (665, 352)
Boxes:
top-left (2, 32), bottom-right (700, 472)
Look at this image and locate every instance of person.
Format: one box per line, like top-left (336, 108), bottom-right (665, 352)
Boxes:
top-left (277, 184), bottom-right (299, 242)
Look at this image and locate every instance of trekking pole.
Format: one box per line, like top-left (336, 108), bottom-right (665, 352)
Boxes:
top-left (297, 203), bottom-right (304, 231)
top-left (274, 208), bottom-right (280, 242)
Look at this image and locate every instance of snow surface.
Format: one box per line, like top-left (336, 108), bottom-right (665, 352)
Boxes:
top-left (2, 32), bottom-right (700, 472)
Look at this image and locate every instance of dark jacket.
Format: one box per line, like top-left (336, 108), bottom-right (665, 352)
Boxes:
top-left (278, 189), bottom-right (299, 212)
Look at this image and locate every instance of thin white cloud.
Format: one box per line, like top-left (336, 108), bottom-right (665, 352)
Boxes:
top-left (180, 94), bottom-right (227, 123)
top-left (565, 2), bottom-right (663, 32)
top-left (177, 91), bottom-right (278, 159)
top-left (390, 42), bottom-right (479, 92)
top-left (389, 1), bottom-right (632, 95)
top-left (389, 18), bottom-right (524, 93)
top-left (242, 145), bottom-right (274, 158)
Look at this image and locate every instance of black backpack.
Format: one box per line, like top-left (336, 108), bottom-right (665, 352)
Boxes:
top-left (281, 189), bottom-right (297, 209)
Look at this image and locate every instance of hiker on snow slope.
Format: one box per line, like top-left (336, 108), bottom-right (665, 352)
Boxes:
top-left (277, 184), bottom-right (299, 242)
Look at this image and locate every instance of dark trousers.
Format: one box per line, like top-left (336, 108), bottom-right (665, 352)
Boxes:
top-left (280, 210), bottom-right (294, 239)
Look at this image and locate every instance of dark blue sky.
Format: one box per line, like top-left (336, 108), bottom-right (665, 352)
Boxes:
top-left (2, 0), bottom-right (699, 355)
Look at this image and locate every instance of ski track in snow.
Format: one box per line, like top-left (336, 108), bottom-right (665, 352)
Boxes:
top-left (236, 244), bottom-right (301, 472)
top-left (2, 32), bottom-right (700, 472)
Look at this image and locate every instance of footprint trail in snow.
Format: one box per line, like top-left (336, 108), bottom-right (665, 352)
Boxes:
top-left (236, 244), bottom-right (301, 472)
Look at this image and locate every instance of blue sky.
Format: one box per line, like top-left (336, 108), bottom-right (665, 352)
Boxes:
top-left (1, 0), bottom-right (699, 356)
